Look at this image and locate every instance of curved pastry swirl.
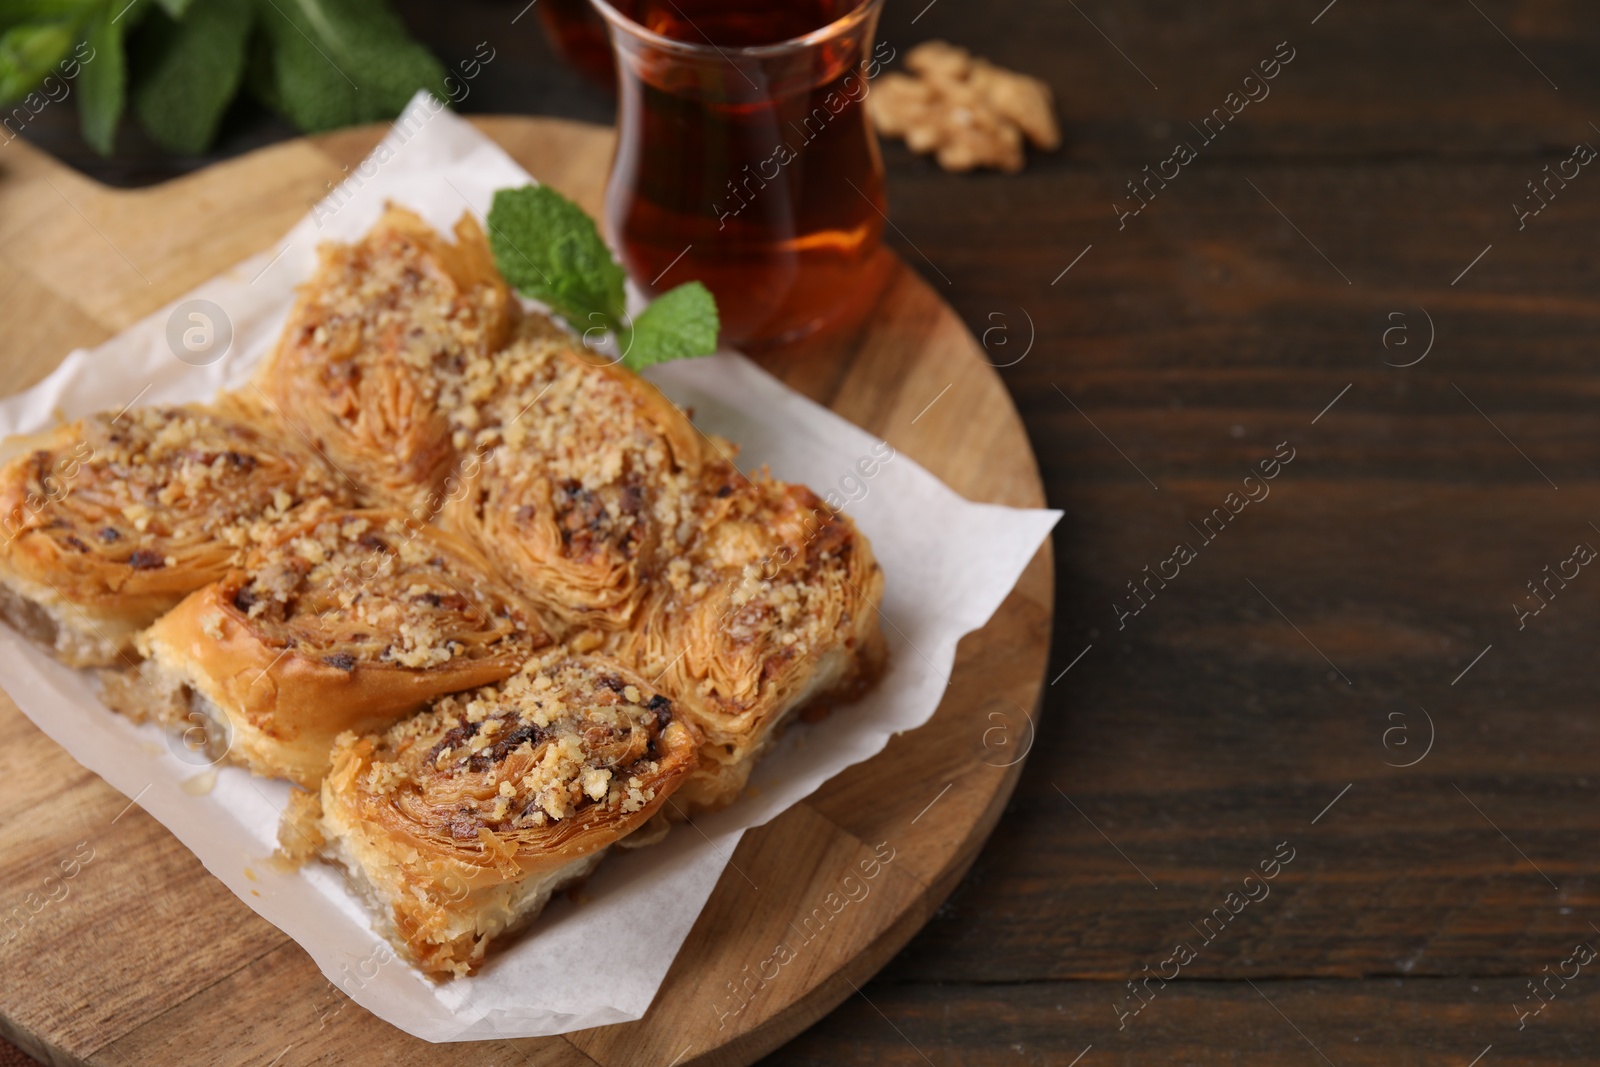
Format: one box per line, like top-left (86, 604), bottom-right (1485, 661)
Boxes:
top-left (304, 652), bottom-right (701, 977)
top-left (135, 509), bottom-right (547, 786)
top-left (620, 475), bottom-right (886, 810)
top-left (444, 321), bottom-right (720, 632)
top-left (0, 205), bottom-right (893, 978)
top-left (254, 206), bottom-right (516, 515)
top-left (0, 399), bottom-right (351, 667)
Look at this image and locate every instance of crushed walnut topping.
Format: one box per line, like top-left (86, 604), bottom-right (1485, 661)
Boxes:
top-left (472, 331), bottom-right (699, 558)
top-left (868, 41), bottom-right (1060, 173)
top-left (224, 510), bottom-right (542, 669)
top-left (361, 655), bottom-right (678, 836)
top-left (436, 317), bottom-right (729, 626)
top-left (282, 214), bottom-right (510, 411)
top-left (257, 208), bottom-right (515, 511)
top-left (628, 475), bottom-right (870, 717)
top-left (0, 403), bottom-right (351, 585)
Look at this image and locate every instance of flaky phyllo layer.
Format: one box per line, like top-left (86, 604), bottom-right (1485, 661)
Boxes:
top-left (125, 508), bottom-right (547, 787)
top-left (299, 653), bottom-right (700, 976)
top-left (443, 317), bottom-right (727, 632)
top-left (617, 474), bottom-right (886, 809)
top-left (0, 398), bottom-right (353, 667)
top-left (0, 205), bottom-right (887, 977)
top-left (253, 207), bottom-right (516, 515)
top-left (223, 508), bottom-right (538, 671)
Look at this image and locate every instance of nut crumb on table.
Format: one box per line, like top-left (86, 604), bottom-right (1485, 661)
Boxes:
top-left (869, 41), bottom-right (1060, 173)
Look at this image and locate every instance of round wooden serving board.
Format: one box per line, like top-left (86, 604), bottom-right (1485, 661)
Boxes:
top-left (0, 117), bottom-right (1052, 1067)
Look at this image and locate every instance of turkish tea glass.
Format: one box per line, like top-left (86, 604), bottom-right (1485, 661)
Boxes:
top-left (536, 0), bottom-right (616, 90)
top-left (588, 0), bottom-right (890, 349)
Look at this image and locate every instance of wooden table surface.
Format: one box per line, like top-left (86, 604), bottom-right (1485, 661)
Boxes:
top-left (13, 0), bottom-right (1600, 1063)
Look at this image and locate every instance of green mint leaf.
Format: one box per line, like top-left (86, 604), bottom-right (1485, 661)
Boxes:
top-left (252, 0), bottom-right (444, 134)
top-left (622, 281), bottom-right (719, 370)
top-left (486, 184), bottom-right (626, 327)
top-left (153, 0), bottom-right (198, 16)
top-left (133, 0), bottom-right (251, 153)
top-left (76, 2), bottom-right (125, 155)
top-left (0, 2), bottom-right (100, 34)
top-left (487, 184), bottom-right (720, 370)
top-left (0, 20), bottom-right (74, 102)
top-left (242, 15), bottom-right (281, 113)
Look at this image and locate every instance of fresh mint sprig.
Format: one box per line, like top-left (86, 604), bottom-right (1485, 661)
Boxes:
top-left (486, 184), bottom-right (719, 373)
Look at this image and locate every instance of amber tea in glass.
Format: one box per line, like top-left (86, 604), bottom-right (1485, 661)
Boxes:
top-left (589, 0), bottom-right (890, 349)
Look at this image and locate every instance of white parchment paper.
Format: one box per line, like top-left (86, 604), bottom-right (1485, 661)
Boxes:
top-left (0, 94), bottom-right (1060, 1041)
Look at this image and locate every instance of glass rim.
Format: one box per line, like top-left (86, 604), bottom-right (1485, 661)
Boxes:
top-left (585, 0), bottom-right (886, 60)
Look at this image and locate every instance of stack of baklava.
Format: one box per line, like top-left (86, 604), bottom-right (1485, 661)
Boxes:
top-left (0, 207), bottom-right (885, 978)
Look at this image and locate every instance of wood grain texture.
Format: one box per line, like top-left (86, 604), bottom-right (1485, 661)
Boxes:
top-left (766, 979), bottom-right (1599, 1066)
top-left (0, 118), bottom-right (1051, 1066)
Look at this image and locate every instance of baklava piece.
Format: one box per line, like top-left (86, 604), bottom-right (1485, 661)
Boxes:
top-left (0, 399), bottom-right (351, 667)
top-left (253, 206), bottom-right (517, 516)
top-left (131, 509), bottom-right (546, 786)
top-left (290, 652), bottom-right (700, 977)
top-left (620, 475), bottom-right (886, 810)
top-left (444, 317), bottom-right (726, 633)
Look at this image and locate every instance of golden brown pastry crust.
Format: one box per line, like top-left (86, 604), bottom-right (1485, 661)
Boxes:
top-left (308, 651), bottom-right (701, 976)
top-left (0, 398), bottom-right (352, 667)
top-left (138, 509), bottom-right (548, 786)
top-left (618, 474), bottom-right (887, 810)
top-left (0, 207), bottom-right (892, 977)
top-left (442, 319), bottom-right (724, 633)
top-left (253, 206), bottom-right (516, 517)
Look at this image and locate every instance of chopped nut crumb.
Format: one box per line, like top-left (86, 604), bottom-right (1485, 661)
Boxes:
top-left (343, 654), bottom-right (684, 837)
top-left (222, 510), bottom-right (541, 672)
top-left (868, 41), bottom-right (1059, 173)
